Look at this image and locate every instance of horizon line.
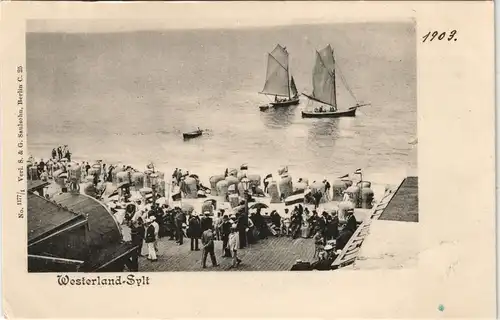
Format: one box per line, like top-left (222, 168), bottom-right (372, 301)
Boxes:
top-left (26, 19), bottom-right (414, 34)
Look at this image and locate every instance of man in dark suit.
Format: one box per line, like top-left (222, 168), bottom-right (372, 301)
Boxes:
top-left (237, 213), bottom-right (248, 249)
top-left (344, 209), bottom-right (358, 234)
top-left (175, 208), bottom-right (186, 245)
top-left (327, 213), bottom-right (339, 240)
top-left (335, 209), bottom-right (357, 250)
top-left (319, 212), bottom-right (328, 238)
top-left (220, 215), bottom-right (232, 257)
top-left (200, 212), bottom-right (213, 233)
top-left (188, 214), bottom-right (202, 251)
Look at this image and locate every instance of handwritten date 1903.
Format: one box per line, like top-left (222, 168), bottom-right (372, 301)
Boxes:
top-left (422, 30), bottom-right (458, 43)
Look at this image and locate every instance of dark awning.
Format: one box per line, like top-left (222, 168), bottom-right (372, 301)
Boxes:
top-left (83, 242), bottom-right (138, 272)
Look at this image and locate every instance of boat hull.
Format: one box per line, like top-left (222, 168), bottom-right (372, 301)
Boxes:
top-left (301, 107), bottom-right (357, 119)
top-left (183, 131), bottom-right (203, 140)
top-left (259, 105), bottom-right (271, 111)
top-left (270, 96), bottom-right (300, 108)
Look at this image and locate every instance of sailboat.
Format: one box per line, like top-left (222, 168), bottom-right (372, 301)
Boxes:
top-left (301, 44), bottom-right (369, 118)
top-left (259, 44), bottom-right (300, 111)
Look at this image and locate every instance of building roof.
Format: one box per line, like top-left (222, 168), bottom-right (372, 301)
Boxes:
top-left (51, 192), bottom-right (123, 248)
top-left (27, 193), bottom-right (86, 245)
top-left (27, 180), bottom-right (51, 193)
top-left (378, 176), bottom-right (418, 222)
top-left (83, 242), bottom-right (138, 272)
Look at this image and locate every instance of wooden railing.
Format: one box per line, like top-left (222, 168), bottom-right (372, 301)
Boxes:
top-left (331, 186), bottom-right (398, 269)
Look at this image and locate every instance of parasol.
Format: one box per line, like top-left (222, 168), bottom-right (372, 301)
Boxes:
top-left (58, 172), bottom-right (68, 179)
top-left (232, 205), bottom-right (246, 214)
top-left (155, 197), bottom-right (167, 206)
top-left (117, 182), bottom-right (131, 189)
top-left (250, 202), bottom-right (269, 210)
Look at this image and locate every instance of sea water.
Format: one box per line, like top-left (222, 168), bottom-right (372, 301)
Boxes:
top-left (26, 22), bottom-right (417, 190)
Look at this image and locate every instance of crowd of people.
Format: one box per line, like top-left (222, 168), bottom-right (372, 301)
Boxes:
top-left (112, 192), bottom-right (359, 271)
top-left (120, 200), bottom-right (260, 269)
top-left (28, 145), bottom-right (72, 181)
top-left (30, 148), bottom-right (364, 271)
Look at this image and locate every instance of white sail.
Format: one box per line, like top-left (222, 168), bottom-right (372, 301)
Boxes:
top-left (309, 45), bottom-right (337, 108)
top-left (261, 45), bottom-right (290, 98)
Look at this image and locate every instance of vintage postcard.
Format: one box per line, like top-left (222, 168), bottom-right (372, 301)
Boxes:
top-left (1, 1), bottom-right (495, 318)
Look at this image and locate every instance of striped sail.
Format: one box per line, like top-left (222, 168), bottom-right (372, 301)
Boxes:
top-left (261, 45), bottom-right (290, 98)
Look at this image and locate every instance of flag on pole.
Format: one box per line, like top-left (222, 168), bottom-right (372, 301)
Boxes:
top-left (146, 162), bottom-right (155, 170)
top-left (171, 191), bottom-right (182, 201)
top-left (338, 174), bottom-right (349, 179)
top-left (284, 189), bottom-right (310, 206)
top-left (354, 169), bottom-right (362, 175)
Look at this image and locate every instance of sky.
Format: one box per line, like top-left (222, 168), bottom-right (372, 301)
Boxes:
top-left (25, 2), bottom-right (414, 33)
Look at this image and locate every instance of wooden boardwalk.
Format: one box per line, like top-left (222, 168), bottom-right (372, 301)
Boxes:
top-left (139, 236), bottom-right (314, 272)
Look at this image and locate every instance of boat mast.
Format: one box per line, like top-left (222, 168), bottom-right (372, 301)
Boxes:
top-left (331, 46), bottom-right (337, 108)
top-left (287, 66), bottom-right (291, 99)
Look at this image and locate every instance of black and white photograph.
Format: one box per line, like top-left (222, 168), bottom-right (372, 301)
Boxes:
top-left (26, 19), bottom-right (419, 273)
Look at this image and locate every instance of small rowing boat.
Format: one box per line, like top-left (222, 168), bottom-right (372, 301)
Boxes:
top-left (183, 129), bottom-right (203, 140)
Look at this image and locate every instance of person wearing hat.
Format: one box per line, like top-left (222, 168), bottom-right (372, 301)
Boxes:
top-left (200, 211), bottom-right (213, 233)
top-left (336, 209), bottom-right (357, 251)
top-left (144, 218), bottom-right (158, 261)
top-left (307, 210), bottom-right (319, 238)
top-left (326, 212), bottom-right (339, 241)
top-left (220, 215), bottom-right (232, 257)
top-left (313, 230), bottom-right (324, 258)
top-left (175, 208), bottom-right (186, 245)
top-left (344, 209), bottom-right (357, 234)
top-left (150, 216), bottom-right (160, 254)
top-left (228, 224), bottom-right (242, 268)
top-left (290, 259), bottom-right (311, 271)
top-left (236, 212), bottom-right (248, 249)
top-left (319, 211), bottom-right (328, 240)
top-left (188, 212), bottom-right (202, 251)
top-left (129, 217), bottom-right (145, 270)
top-left (323, 179), bottom-right (331, 201)
top-left (311, 244), bottom-right (338, 270)
top-left (312, 190), bottom-right (322, 209)
top-left (200, 225), bottom-right (219, 268)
